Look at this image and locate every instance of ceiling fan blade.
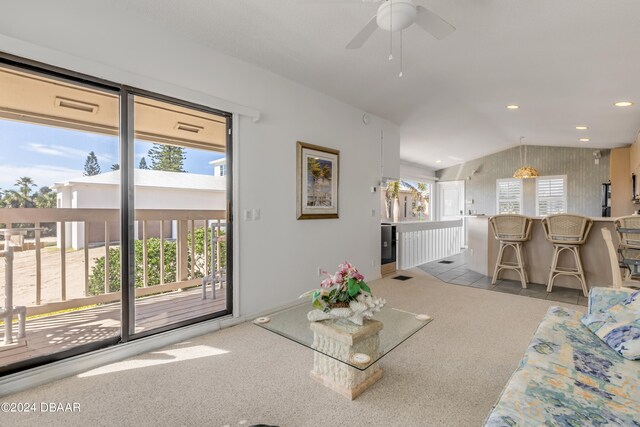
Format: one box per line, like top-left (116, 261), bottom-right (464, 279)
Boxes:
top-left (415, 6), bottom-right (456, 40)
top-left (297, 0), bottom-right (380, 4)
top-left (346, 15), bottom-right (379, 49)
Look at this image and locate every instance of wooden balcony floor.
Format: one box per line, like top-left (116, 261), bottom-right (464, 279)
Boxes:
top-left (0, 287), bottom-right (227, 369)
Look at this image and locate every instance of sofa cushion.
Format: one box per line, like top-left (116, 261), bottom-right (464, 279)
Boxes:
top-left (582, 290), bottom-right (640, 360)
top-left (484, 365), bottom-right (640, 427)
top-left (523, 306), bottom-right (640, 402)
top-left (588, 287), bottom-right (637, 315)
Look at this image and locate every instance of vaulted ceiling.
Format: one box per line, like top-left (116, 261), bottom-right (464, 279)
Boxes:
top-left (109, 0), bottom-right (640, 168)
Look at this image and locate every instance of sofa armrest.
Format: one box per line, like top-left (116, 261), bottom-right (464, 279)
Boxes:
top-left (588, 287), bottom-right (635, 314)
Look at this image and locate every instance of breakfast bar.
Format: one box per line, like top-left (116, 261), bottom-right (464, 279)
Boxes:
top-left (467, 216), bottom-right (617, 290)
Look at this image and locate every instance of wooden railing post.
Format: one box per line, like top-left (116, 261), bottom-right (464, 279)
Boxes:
top-left (60, 221), bottom-right (66, 301)
top-left (216, 220), bottom-right (221, 276)
top-left (104, 221), bottom-right (110, 293)
top-left (190, 219), bottom-right (195, 279)
top-left (142, 220), bottom-right (148, 287)
top-left (160, 220), bottom-right (165, 285)
top-left (204, 221), bottom-right (208, 277)
top-left (35, 222), bottom-right (42, 305)
top-left (177, 220), bottom-right (188, 281)
top-left (83, 222), bottom-right (89, 296)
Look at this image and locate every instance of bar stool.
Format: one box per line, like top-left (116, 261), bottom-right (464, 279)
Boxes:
top-left (614, 215), bottom-right (640, 281)
top-left (489, 214), bottom-right (533, 288)
top-left (541, 214), bottom-right (593, 297)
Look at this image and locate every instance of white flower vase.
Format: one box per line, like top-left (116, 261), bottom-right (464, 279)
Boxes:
top-left (307, 294), bottom-right (386, 326)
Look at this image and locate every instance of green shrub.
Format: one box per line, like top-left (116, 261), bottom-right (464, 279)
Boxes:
top-left (88, 227), bottom-right (225, 295)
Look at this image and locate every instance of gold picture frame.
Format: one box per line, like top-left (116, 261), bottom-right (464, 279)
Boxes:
top-left (296, 141), bottom-right (340, 220)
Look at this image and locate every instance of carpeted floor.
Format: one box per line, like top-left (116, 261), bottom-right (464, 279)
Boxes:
top-left (2, 268), bottom-right (582, 427)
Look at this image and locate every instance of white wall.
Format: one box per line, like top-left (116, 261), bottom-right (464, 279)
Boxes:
top-left (0, 0), bottom-right (401, 316)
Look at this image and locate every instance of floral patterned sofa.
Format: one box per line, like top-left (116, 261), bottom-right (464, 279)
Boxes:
top-left (484, 287), bottom-right (640, 426)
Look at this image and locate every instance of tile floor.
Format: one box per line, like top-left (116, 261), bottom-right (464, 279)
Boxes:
top-left (418, 251), bottom-right (589, 306)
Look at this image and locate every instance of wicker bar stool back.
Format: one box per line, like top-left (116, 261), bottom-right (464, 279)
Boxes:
top-left (614, 215), bottom-right (640, 249)
top-left (614, 215), bottom-right (640, 282)
top-left (489, 214), bottom-right (533, 288)
top-left (541, 214), bottom-right (593, 297)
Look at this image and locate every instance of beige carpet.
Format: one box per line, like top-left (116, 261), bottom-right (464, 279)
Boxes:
top-left (2, 269), bottom-right (582, 427)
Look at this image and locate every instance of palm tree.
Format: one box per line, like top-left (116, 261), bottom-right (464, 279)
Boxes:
top-left (16, 177), bottom-right (36, 198)
top-left (3, 177), bottom-right (36, 208)
top-left (385, 181), bottom-right (400, 220)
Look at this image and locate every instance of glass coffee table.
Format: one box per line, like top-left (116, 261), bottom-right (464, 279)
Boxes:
top-left (254, 304), bottom-right (433, 399)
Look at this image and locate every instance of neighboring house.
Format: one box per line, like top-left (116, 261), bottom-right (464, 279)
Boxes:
top-left (210, 158), bottom-right (226, 177)
top-left (380, 183), bottom-right (431, 222)
top-left (53, 169), bottom-right (226, 249)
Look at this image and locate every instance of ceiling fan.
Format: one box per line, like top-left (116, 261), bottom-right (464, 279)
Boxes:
top-left (343, 0), bottom-right (456, 49)
top-left (301, 0), bottom-right (455, 76)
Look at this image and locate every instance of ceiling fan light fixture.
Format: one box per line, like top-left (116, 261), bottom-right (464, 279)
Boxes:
top-left (376, 0), bottom-right (417, 32)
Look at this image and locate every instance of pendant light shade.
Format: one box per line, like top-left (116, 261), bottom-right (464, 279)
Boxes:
top-left (513, 137), bottom-right (539, 179)
top-left (513, 166), bottom-right (540, 179)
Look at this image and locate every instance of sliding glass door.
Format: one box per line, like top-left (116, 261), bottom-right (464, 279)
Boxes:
top-left (129, 94), bottom-right (231, 335)
top-left (0, 61), bottom-right (121, 373)
top-left (0, 54), bottom-right (233, 374)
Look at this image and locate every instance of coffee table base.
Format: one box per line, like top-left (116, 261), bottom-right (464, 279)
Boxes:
top-left (310, 363), bottom-right (383, 400)
top-left (309, 319), bottom-right (384, 400)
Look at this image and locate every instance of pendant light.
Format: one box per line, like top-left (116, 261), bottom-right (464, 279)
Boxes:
top-left (513, 137), bottom-right (540, 179)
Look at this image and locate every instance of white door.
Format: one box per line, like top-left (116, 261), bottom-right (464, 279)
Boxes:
top-left (437, 180), bottom-right (465, 221)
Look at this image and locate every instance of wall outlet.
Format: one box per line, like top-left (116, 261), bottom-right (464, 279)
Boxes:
top-left (252, 208), bottom-right (261, 221)
top-left (243, 209), bottom-right (253, 221)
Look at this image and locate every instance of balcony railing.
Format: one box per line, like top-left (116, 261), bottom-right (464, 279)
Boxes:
top-left (0, 208), bottom-right (226, 317)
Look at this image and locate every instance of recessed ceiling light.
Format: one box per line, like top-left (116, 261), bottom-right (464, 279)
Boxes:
top-left (436, 160), bottom-right (442, 164)
top-left (614, 101), bottom-right (634, 107)
top-left (506, 105), bottom-right (520, 110)
top-left (575, 126), bottom-right (588, 130)
top-left (579, 138), bottom-right (590, 142)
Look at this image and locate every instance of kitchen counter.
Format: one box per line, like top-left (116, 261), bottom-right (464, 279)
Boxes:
top-left (467, 216), bottom-right (617, 290)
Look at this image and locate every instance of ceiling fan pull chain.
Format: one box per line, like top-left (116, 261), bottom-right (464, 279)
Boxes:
top-left (389, 0), bottom-right (393, 61)
top-left (398, 30), bottom-right (404, 77)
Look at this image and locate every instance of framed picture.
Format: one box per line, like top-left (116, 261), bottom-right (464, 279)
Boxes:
top-left (297, 141), bottom-right (339, 220)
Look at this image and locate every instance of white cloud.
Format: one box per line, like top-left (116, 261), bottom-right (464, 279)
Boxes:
top-left (26, 143), bottom-right (113, 163)
top-left (0, 164), bottom-right (83, 189)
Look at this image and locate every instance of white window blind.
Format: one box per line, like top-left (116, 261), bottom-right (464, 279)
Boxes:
top-left (536, 175), bottom-right (567, 216)
top-left (496, 179), bottom-right (522, 214)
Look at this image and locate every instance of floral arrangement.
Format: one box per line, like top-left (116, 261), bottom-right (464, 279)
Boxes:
top-left (301, 261), bottom-right (372, 312)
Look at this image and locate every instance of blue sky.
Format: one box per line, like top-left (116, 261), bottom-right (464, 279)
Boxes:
top-left (0, 119), bottom-right (224, 190)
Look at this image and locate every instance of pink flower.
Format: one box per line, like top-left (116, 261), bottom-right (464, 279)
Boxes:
top-left (353, 272), bottom-right (364, 281)
top-left (338, 261), bottom-right (352, 272)
top-left (333, 272), bottom-right (344, 284)
top-left (320, 278), bottom-right (333, 288)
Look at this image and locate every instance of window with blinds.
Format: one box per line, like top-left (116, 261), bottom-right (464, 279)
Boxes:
top-left (536, 175), bottom-right (567, 216)
top-left (496, 179), bottom-right (522, 214)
